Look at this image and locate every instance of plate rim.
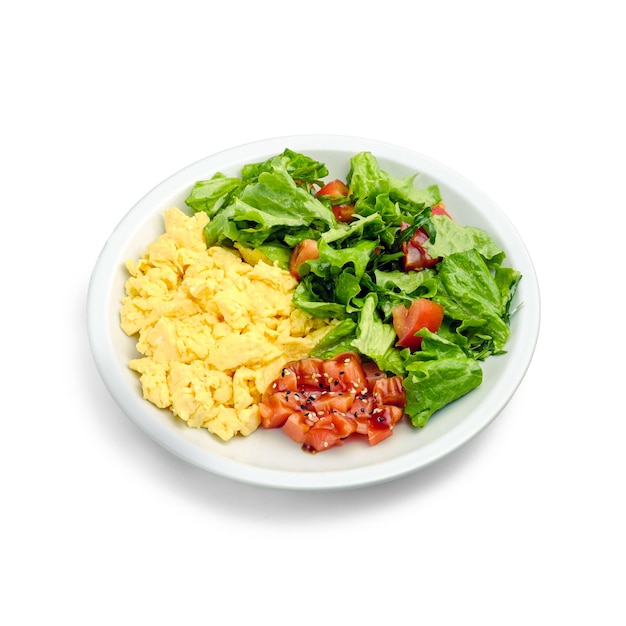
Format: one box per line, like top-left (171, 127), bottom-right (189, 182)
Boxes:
top-left (86, 134), bottom-right (541, 490)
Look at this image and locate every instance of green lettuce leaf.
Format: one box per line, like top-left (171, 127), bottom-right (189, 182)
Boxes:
top-left (403, 330), bottom-right (483, 427)
top-left (433, 249), bottom-right (518, 357)
top-left (201, 163), bottom-right (336, 250)
top-left (309, 298), bottom-right (405, 375)
top-left (310, 319), bottom-right (358, 359)
top-left (183, 148), bottom-right (521, 431)
top-left (241, 149), bottom-right (329, 185)
top-left (350, 293), bottom-right (398, 368)
top-left (292, 238), bottom-right (378, 319)
top-left (238, 166), bottom-right (335, 229)
top-left (424, 214), bottom-right (505, 266)
top-left (347, 151), bottom-right (441, 215)
top-left (185, 173), bottom-right (242, 217)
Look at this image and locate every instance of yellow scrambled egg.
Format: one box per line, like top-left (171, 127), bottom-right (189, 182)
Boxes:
top-left (120, 207), bottom-right (332, 441)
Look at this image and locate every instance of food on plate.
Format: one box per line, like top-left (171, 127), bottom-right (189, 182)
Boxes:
top-left (259, 351), bottom-right (406, 452)
top-left (122, 148), bottom-right (521, 452)
top-left (120, 207), bottom-right (333, 441)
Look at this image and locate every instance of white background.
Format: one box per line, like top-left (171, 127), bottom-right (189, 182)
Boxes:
top-left (2, 1), bottom-right (624, 624)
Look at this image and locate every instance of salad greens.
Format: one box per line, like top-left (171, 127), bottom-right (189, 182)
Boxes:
top-left (185, 149), bottom-right (521, 428)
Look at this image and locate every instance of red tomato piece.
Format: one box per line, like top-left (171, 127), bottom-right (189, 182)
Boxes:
top-left (402, 227), bottom-right (440, 271)
top-left (315, 179), bottom-right (350, 198)
top-left (316, 180), bottom-right (355, 222)
top-left (331, 204), bottom-right (355, 222)
top-left (431, 202), bottom-right (452, 218)
top-left (289, 239), bottom-right (320, 279)
top-left (392, 298), bottom-right (445, 351)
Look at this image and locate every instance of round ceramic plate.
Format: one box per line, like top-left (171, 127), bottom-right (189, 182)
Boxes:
top-left (87, 135), bottom-right (540, 490)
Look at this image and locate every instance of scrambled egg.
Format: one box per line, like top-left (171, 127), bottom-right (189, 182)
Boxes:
top-left (120, 207), bottom-right (332, 441)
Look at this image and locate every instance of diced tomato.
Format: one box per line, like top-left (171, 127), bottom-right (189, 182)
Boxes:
top-left (316, 180), bottom-right (355, 223)
top-left (289, 239), bottom-right (319, 279)
top-left (331, 204), bottom-right (355, 222)
top-left (315, 179), bottom-right (350, 199)
top-left (431, 202), bottom-right (452, 218)
top-left (400, 205), bottom-right (451, 271)
top-left (402, 227), bottom-right (440, 271)
top-left (392, 298), bottom-right (445, 351)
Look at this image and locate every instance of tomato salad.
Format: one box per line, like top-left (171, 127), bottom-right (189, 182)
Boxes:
top-left (185, 150), bottom-right (521, 452)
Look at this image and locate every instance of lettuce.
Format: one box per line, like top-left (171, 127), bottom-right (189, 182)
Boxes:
top-left (184, 149), bottom-right (521, 430)
top-left (403, 331), bottom-right (483, 427)
top-left (241, 149), bottom-right (328, 186)
top-left (186, 150), bottom-right (336, 264)
top-left (184, 173), bottom-right (242, 217)
top-left (348, 151), bottom-right (441, 214)
top-left (425, 214), bottom-right (505, 264)
top-left (433, 250), bottom-right (520, 358)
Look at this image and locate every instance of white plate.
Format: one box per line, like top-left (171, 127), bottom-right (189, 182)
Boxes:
top-left (87, 135), bottom-right (540, 490)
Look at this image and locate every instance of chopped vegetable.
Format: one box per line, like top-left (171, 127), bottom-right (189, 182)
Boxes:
top-left (185, 149), bottom-right (521, 451)
top-left (392, 298), bottom-right (445, 351)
